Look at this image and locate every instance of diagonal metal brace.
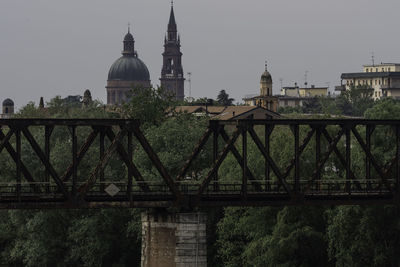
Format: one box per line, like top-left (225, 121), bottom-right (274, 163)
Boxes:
top-left (248, 127), bottom-right (292, 195)
top-left (21, 127), bottom-right (68, 197)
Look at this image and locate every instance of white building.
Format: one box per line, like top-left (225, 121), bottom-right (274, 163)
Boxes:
top-left (338, 63), bottom-right (400, 100)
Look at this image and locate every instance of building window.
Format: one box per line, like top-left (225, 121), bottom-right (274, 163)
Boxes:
top-left (382, 68), bottom-right (385, 72)
top-left (366, 69), bottom-right (369, 72)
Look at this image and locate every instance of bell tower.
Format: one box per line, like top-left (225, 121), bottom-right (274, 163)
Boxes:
top-left (160, 2), bottom-right (185, 100)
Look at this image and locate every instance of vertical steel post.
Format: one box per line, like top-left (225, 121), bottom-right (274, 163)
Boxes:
top-left (100, 130), bottom-right (105, 192)
top-left (316, 127), bottom-right (321, 184)
top-left (242, 125), bottom-right (247, 198)
top-left (366, 125), bottom-right (372, 190)
top-left (396, 126), bottom-right (400, 193)
top-left (345, 126), bottom-right (351, 193)
top-left (127, 129), bottom-right (133, 202)
top-left (45, 126), bottom-right (51, 193)
top-left (213, 123), bottom-right (219, 191)
top-left (71, 126), bottom-right (77, 196)
top-left (16, 129), bottom-right (21, 201)
top-left (294, 124), bottom-right (300, 193)
top-left (265, 124), bottom-right (271, 191)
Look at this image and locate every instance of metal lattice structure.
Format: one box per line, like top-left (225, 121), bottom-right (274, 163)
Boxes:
top-left (0, 119), bottom-right (398, 209)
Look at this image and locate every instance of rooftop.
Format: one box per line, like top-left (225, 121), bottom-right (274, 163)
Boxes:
top-left (363, 63), bottom-right (400, 67)
top-left (341, 72), bottom-right (400, 79)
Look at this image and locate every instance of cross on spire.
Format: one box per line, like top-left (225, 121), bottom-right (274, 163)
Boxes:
top-left (127, 22), bottom-right (131, 33)
top-left (265, 60), bottom-right (268, 71)
top-left (171, 0), bottom-right (173, 7)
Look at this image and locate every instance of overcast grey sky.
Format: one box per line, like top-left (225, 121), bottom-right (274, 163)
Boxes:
top-left (1, 0), bottom-right (400, 108)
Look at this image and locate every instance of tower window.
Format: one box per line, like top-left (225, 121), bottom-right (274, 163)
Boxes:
top-left (5, 107), bottom-right (8, 114)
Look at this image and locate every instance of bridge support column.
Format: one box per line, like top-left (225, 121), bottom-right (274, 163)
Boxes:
top-left (141, 210), bottom-right (207, 267)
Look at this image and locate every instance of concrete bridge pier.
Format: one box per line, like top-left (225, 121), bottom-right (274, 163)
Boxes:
top-left (141, 210), bottom-right (207, 267)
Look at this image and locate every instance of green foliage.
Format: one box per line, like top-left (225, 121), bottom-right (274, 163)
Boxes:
top-left (122, 86), bottom-right (176, 127)
top-left (327, 206), bottom-right (400, 267)
top-left (364, 97), bottom-right (400, 119)
top-left (277, 105), bottom-right (303, 114)
top-left (216, 90), bottom-right (234, 106)
top-left (134, 113), bottom-right (210, 180)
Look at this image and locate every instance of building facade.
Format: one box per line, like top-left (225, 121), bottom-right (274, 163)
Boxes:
top-left (243, 63), bottom-right (278, 112)
top-left (1, 98), bottom-right (14, 118)
top-left (278, 84), bottom-right (328, 109)
top-left (298, 85), bottom-right (328, 97)
top-left (106, 28), bottom-right (151, 105)
top-left (338, 63), bottom-right (400, 100)
top-left (160, 3), bottom-right (185, 101)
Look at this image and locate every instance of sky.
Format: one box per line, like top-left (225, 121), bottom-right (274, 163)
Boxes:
top-left (1, 0), bottom-right (400, 109)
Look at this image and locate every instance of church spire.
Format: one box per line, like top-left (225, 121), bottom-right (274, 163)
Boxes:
top-left (160, 1), bottom-right (184, 101)
top-left (168, 2), bottom-right (177, 39)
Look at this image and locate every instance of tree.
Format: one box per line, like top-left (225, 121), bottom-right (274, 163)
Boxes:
top-left (122, 86), bottom-right (176, 128)
top-left (302, 97), bottom-right (322, 114)
top-left (326, 98), bottom-right (400, 267)
top-left (216, 90), bottom-right (234, 106)
top-left (338, 84), bottom-right (374, 116)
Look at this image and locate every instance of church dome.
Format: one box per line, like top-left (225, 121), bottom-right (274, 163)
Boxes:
top-left (261, 70), bottom-right (272, 81)
top-left (2, 98), bottom-right (14, 106)
top-left (107, 56), bottom-right (150, 81)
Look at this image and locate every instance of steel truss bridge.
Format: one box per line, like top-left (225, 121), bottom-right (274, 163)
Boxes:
top-left (0, 118), bottom-right (399, 209)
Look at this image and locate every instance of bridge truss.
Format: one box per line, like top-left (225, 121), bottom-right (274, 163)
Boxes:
top-left (0, 118), bottom-right (398, 209)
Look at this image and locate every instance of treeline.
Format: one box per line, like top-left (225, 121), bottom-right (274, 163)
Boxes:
top-left (0, 88), bottom-right (400, 266)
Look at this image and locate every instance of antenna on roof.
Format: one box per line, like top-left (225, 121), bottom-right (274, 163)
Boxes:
top-left (371, 52), bottom-right (375, 66)
top-left (304, 70), bottom-right (308, 88)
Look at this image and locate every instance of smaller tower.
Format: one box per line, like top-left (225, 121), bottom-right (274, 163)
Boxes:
top-left (122, 25), bottom-right (135, 56)
top-left (2, 98), bottom-right (14, 118)
top-left (260, 61), bottom-right (273, 96)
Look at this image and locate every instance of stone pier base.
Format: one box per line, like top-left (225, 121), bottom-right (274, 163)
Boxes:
top-left (141, 211), bottom-right (207, 267)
